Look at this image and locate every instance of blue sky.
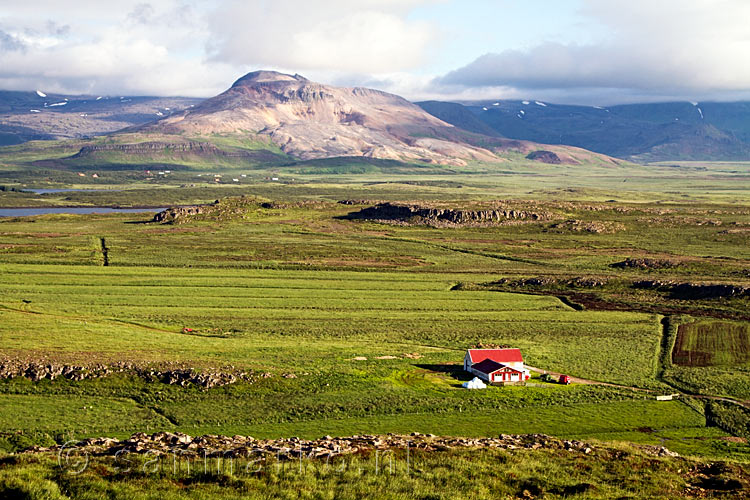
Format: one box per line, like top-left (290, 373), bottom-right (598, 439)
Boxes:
top-left (407, 0), bottom-right (606, 75)
top-left (1, 0), bottom-right (749, 105)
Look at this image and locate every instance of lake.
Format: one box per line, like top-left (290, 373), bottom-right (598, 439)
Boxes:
top-left (0, 207), bottom-right (164, 217)
top-left (27, 189), bottom-right (122, 194)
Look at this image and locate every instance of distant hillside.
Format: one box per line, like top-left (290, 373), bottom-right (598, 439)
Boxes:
top-left (416, 101), bottom-right (501, 137)
top-left (0, 91), bottom-right (202, 145)
top-left (417, 100), bottom-right (750, 162)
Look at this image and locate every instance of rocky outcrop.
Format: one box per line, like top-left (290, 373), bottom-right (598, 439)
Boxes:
top-left (490, 276), bottom-right (609, 288)
top-left (611, 257), bottom-right (679, 270)
top-left (633, 280), bottom-right (750, 299)
top-left (152, 197), bottom-right (260, 224)
top-left (548, 219), bottom-right (625, 234)
top-left (26, 431), bottom-right (682, 462)
top-left (346, 202), bottom-right (548, 226)
top-left (0, 360), bottom-right (250, 388)
top-left (526, 150), bottom-right (562, 164)
top-left (152, 204), bottom-right (210, 223)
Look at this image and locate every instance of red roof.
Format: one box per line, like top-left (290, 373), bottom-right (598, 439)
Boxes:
top-left (471, 359), bottom-right (523, 375)
top-left (467, 348), bottom-right (523, 364)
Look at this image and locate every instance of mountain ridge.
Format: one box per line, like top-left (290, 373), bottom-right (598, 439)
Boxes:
top-left (0, 72), bottom-right (627, 168)
top-left (4, 76), bottom-right (750, 163)
top-left (0, 91), bottom-right (201, 145)
top-left (417, 99), bottom-right (750, 162)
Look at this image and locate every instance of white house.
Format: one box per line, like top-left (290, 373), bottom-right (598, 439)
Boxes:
top-left (464, 348), bottom-right (530, 384)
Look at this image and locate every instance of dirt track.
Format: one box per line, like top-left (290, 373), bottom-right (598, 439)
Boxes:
top-left (526, 365), bottom-right (750, 408)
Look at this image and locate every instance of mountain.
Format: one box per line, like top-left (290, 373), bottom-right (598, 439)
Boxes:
top-left (5, 75), bottom-right (750, 163)
top-left (0, 91), bottom-right (202, 145)
top-left (416, 101), bottom-right (500, 137)
top-left (136, 70), bottom-right (504, 166)
top-left (417, 100), bottom-right (750, 162)
top-left (0, 72), bottom-right (623, 170)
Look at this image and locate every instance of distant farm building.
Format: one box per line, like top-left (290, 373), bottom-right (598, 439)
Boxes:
top-left (464, 348), bottom-right (530, 385)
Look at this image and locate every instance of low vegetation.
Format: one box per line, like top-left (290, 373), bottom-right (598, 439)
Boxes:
top-left (1, 172), bottom-right (749, 497)
top-left (4, 442), bottom-right (750, 500)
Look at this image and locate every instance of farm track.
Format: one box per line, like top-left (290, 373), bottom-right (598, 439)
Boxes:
top-left (525, 365), bottom-right (655, 392)
top-left (526, 365), bottom-right (750, 409)
top-left (529, 312), bottom-right (750, 409)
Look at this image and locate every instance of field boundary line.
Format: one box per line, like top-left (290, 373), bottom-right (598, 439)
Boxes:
top-left (0, 302), bottom-right (176, 335)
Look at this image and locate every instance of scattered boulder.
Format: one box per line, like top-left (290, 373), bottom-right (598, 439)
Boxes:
top-left (31, 432), bottom-right (608, 461)
top-left (338, 199), bottom-right (385, 206)
top-left (639, 445), bottom-right (680, 458)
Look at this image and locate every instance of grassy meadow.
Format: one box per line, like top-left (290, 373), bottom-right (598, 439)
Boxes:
top-left (5, 443), bottom-right (743, 500)
top-left (0, 197), bottom-right (749, 462)
top-left (1, 146), bottom-right (750, 497)
top-left (2, 264), bottom-right (693, 450)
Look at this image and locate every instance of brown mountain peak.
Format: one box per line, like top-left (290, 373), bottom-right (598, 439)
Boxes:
top-left (231, 71), bottom-right (307, 87)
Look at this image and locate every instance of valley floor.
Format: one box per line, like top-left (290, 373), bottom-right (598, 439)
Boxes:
top-left (0, 190), bottom-right (749, 498)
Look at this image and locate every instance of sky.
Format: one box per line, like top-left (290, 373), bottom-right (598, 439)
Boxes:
top-left (1, 0), bottom-right (749, 105)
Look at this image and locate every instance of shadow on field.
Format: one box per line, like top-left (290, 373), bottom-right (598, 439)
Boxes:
top-left (415, 364), bottom-right (471, 381)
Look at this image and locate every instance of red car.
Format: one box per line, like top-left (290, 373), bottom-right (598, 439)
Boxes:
top-left (559, 374), bottom-right (571, 385)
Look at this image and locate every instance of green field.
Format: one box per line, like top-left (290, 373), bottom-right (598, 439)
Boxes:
top-left (0, 200), bottom-right (749, 462)
top-left (0, 264), bottom-right (664, 386)
top-left (1, 163), bottom-right (750, 497)
top-left (3, 264), bottom-right (702, 455)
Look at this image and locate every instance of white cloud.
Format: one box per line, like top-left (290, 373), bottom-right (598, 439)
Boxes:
top-left (0, 1), bottom-right (235, 96)
top-left (205, 0), bottom-right (441, 74)
top-left (436, 0), bottom-right (750, 104)
top-left (0, 0), bottom-right (748, 105)
top-left (0, 0), bottom-right (443, 97)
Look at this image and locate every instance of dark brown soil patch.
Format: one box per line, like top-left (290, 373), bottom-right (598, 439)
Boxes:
top-left (673, 324), bottom-right (713, 366)
top-left (493, 289), bottom-right (750, 321)
top-left (673, 321), bottom-right (750, 367)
